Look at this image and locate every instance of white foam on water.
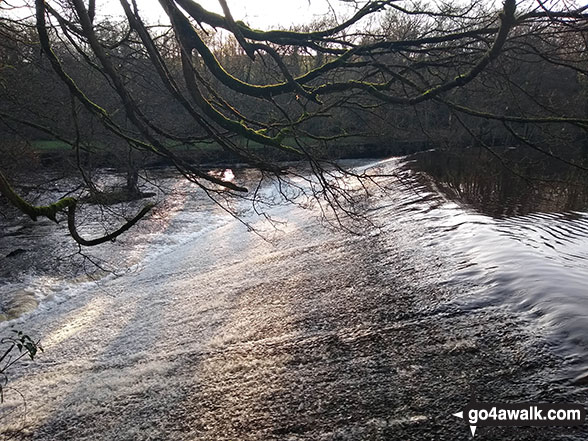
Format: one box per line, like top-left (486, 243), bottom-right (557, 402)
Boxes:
top-left (2, 158), bottom-right (588, 438)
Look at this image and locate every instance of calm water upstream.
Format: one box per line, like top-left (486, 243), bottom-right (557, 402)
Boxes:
top-left (405, 148), bottom-right (588, 376)
top-left (2, 152), bottom-right (588, 369)
top-left (1, 151), bottom-right (588, 439)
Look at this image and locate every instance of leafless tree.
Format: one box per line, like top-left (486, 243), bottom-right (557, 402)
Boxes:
top-left (1, 0), bottom-right (587, 244)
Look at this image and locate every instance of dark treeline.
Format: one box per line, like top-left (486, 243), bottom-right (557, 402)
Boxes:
top-left (1, 6), bottom-right (587, 174)
top-left (1, 1), bottom-right (588, 247)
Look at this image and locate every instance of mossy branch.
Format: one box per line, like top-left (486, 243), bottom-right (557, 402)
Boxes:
top-left (0, 171), bottom-right (75, 222)
top-left (440, 99), bottom-right (588, 129)
top-left (66, 200), bottom-right (155, 246)
top-left (332, 0), bottom-right (518, 106)
top-left (0, 171), bottom-right (154, 246)
top-left (175, 0), bottom-right (394, 45)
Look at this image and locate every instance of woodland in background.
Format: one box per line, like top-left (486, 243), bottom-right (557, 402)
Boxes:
top-left (0, 1), bottom-right (587, 244)
top-left (1, 4), bottom-right (586, 167)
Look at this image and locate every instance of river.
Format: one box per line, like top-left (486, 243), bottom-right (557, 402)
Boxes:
top-left (1, 152), bottom-right (588, 440)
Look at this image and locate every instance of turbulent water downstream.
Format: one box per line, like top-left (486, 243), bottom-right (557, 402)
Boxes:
top-left (1, 154), bottom-right (588, 440)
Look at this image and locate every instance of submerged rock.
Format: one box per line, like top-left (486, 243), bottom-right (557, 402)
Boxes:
top-left (5, 248), bottom-right (27, 258)
top-left (1, 289), bottom-right (38, 321)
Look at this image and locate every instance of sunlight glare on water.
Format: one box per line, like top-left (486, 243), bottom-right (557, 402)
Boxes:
top-left (3, 157), bottom-right (588, 439)
top-left (2, 156), bottom-right (588, 375)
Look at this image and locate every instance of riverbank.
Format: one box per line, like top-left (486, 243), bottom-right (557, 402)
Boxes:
top-left (1, 158), bottom-right (587, 440)
top-left (15, 137), bottom-right (432, 170)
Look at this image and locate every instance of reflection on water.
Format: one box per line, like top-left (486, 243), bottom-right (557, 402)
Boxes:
top-left (3, 154), bottom-right (588, 378)
top-left (207, 168), bottom-right (236, 183)
top-left (408, 147), bottom-right (588, 217)
top-left (403, 147), bottom-right (588, 376)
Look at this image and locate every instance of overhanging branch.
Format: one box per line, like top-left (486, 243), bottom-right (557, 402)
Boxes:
top-left (0, 171), bottom-right (154, 246)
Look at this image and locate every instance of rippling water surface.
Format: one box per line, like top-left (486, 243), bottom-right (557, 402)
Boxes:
top-left (403, 148), bottom-right (588, 375)
top-left (2, 153), bottom-right (588, 369)
top-left (1, 151), bottom-right (588, 438)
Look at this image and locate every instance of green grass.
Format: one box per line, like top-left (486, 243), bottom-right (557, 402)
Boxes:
top-left (29, 135), bottom-right (363, 154)
top-left (31, 140), bottom-right (71, 151)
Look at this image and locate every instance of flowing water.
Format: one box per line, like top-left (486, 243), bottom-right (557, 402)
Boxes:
top-left (406, 148), bottom-right (588, 372)
top-left (0, 151), bottom-right (588, 440)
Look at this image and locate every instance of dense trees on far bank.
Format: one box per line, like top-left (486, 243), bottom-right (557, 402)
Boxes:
top-left (1, 1), bottom-right (588, 244)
